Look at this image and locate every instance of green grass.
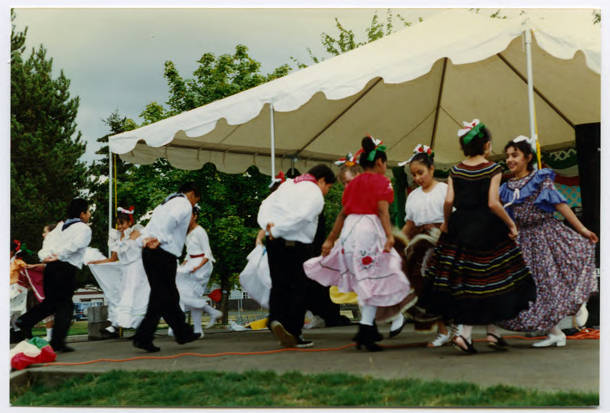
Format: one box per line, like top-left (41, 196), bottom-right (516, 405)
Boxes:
top-left (11, 370), bottom-right (598, 407)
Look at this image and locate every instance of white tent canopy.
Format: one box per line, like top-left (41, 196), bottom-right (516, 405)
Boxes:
top-left (109, 8), bottom-right (600, 175)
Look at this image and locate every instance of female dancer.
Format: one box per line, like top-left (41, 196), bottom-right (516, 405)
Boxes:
top-left (173, 205), bottom-right (222, 337)
top-left (399, 144), bottom-right (454, 346)
top-left (421, 120), bottom-right (536, 354)
top-left (304, 136), bottom-right (415, 351)
top-left (497, 136), bottom-right (598, 347)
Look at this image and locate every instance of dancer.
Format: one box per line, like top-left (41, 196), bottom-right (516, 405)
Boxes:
top-left (398, 144), bottom-right (455, 346)
top-left (172, 204), bottom-right (222, 338)
top-left (257, 164), bottom-right (337, 348)
top-left (10, 241), bottom-right (29, 326)
top-left (304, 136), bottom-right (415, 352)
top-left (497, 136), bottom-right (598, 347)
top-left (13, 198), bottom-right (92, 352)
top-left (132, 182), bottom-right (202, 352)
top-left (421, 120), bottom-right (536, 354)
top-left (88, 207), bottom-right (151, 336)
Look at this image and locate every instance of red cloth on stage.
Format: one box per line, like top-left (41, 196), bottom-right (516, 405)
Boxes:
top-left (342, 172), bottom-right (394, 215)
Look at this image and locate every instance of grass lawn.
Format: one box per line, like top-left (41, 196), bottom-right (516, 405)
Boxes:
top-left (11, 370), bottom-right (598, 408)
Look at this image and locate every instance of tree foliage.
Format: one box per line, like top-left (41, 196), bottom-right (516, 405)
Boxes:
top-left (11, 10), bottom-right (87, 259)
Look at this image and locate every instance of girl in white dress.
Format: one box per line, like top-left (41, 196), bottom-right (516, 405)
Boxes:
top-left (172, 205), bottom-right (222, 337)
top-left (88, 207), bottom-right (151, 335)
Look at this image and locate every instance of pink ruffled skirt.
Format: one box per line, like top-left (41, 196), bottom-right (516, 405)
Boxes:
top-left (303, 214), bottom-right (413, 317)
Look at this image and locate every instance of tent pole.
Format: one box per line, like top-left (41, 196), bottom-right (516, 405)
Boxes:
top-left (108, 145), bottom-right (113, 256)
top-left (269, 103), bottom-right (276, 182)
top-left (524, 29), bottom-right (542, 168)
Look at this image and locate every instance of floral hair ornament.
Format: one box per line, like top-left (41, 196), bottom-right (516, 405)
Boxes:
top-left (12, 239), bottom-right (21, 253)
top-left (193, 203), bottom-right (201, 215)
top-left (335, 152), bottom-right (355, 167)
top-left (398, 144), bottom-right (434, 166)
top-left (117, 206), bottom-right (135, 224)
top-left (269, 170), bottom-right (286, 188)
top-left (365, 135), bottom-right (387, 162)
top-left (457, 119), bottom-right (486, 145)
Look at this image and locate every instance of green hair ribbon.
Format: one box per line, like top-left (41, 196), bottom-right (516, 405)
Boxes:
top-left (462, 122), bottom-right (486, 145)
top-left (366, 145), bottom-right (387, 162)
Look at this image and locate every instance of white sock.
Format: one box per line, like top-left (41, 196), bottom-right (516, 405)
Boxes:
top-left (550, 325), bottom-right (563, 336)
top-left (360, 305), bottom-right (377, 326)
top-left (45, 328), bottom-right (53, 339)
top-left (202, 304), bottom-right (220, 318)
top-left (106, 325), bottom-right (117, 333)
top-left (390, 313), bottom-right (404, 331)
top-left (191, 309), bottom-right (203, 334)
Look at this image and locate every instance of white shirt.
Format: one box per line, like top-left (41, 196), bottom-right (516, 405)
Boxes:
top-left (38, 221), bottom-right (63, 261)
top-left (186, 225), bottom-right (215, 263)
top-left (405, 182), bottom-right (448, 227)
top-left (54, 221), bottom-right (93, 269)
top-left (257, 179), bottom-right (324, 244)
top-left (140, 195), bottom-right (192, 257)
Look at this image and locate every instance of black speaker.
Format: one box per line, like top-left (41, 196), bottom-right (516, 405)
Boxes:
top-left (574, 123), bottom-right (600, 267)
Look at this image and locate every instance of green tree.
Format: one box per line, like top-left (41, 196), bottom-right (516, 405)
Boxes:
top-left (11, 10), bottom-right (87, 259)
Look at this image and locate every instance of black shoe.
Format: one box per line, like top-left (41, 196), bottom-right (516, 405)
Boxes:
top-left (353, 324), bottom-right (383, 352)
top-left (176, 332), bottom-right (201, 345)
top-left (270, 321), bottom-right (297, 347)
top-left (133, 340), bottom-right (160, 353)
top-left (13, 319), bottom-right (32, 340)
top-left (10, 328), bottom-right (25, 344)
top-left (389, 318), bottom-right (406, 338)
top-left (53, 345), bottom-right (75, 353)
top-left (486, 333), bottom-right (509, 351)
top-left (99, 328), bottom-right (120, 339)
top-left (452, 335), bottom-right (477, 354)
top-left (295, 337), bottom-right (314, 348)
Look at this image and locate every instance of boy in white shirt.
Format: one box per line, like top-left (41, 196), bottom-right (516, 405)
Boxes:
top-left (132, 182), bottom-right (202, 352)
top-left (257, 164), bottom-right (336, 348)
top-left (14, 198), bottom-right (92, 353)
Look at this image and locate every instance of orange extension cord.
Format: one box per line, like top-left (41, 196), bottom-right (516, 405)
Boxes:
top-left (40, 328), bottom-right (598, 368)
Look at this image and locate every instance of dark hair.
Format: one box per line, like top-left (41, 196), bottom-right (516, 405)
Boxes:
top-left (459, 125), bottom-right (492, 157)
top-left (116, 212), bottom-right (132, 225)
top-left (409, 152), bottom-right (434, 169)
top-left (286, 168), bottom-right (300, 179)
top-left (359, 136), bottom-right (387, 169)
top-left (504, 140), bottom-right (536, 172)
top-left (66, 198), bottom-right (89, 219)
top-left (178, 182), bottom-right (201, 198)
top-left (44, 222), bottom-right (58, 232)
top-left (307, 164), bottom-right (336, 184)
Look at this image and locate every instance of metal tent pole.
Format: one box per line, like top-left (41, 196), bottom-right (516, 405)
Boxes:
top-left (108, 145), bottom-right (113, 256)
top-left (269, 103), bottom-right (276, 182)
top-left (524, 29), bottom-right (542, 168)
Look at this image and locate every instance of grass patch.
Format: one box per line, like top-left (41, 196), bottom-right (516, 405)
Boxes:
top-left (11, 370), bottom-right (598, 407)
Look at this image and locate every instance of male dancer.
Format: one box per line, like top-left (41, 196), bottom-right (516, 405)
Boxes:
top-left (13, 198), bottom-right (92, 353)
top-left (258, 164), bottom-right (336, 348)
top-left (132, 182), bottom-right (202, 352)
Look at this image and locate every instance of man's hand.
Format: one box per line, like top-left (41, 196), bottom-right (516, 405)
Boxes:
top-left (265, 223), bottom-right (275, 240)
top-left (143, 237), bottom-right (160, 249)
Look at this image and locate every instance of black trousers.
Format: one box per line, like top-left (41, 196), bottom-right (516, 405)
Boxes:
top-left (18, 261), bottom-right (77, 349)
top-left (133, 247), bottom-right (193, 344)
top-left (266, 238), bottom-right (312, 338)
top-left (305, 278), bottom-right (342, 324)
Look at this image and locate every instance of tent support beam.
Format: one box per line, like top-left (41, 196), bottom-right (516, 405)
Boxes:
top-left (108, 146), bottom-right (113, 256)
top-left (496, 52), bottom-right (574, 129)
top-left (429, 58), bottom-right (448, 150)
top-left (269, 103), bottom-right (276, 181)
top-left (525, 30), bottom-right (537, 142)
top-left (294, 77), bottom-right (383, 158)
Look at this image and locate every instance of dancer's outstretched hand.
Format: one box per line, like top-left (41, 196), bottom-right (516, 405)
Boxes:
top-left (383, 235), bottom-right (395, 253)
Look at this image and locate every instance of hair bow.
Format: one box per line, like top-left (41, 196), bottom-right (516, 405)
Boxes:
top-left (398, 144), bottom-right (434, 166)
top-left (269, 170), bottom-right (286, 188)
top-left (513, 135), bottom-right (537, 153)
top-left (193, 203), bottom-right (201, 215)
top-left (13, 239), bottom-right (21, 253)
top-left (457, 119), bottom-right (486, 144)
top-left (117, 206), bottom-right (135, 224)
top-left (365, 135), bottom-right (387, 162)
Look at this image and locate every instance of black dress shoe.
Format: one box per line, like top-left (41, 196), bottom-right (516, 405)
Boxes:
top-left (99, 328), bottom-right (120, 339)
top-left (176, 332), bottom-right (201, 345)
top-left (53, 345), bottom-right (75, 353)
top-left (389, 318), bottom-right (406, 338)
top-left (133, 340), bottom-right (160, 353)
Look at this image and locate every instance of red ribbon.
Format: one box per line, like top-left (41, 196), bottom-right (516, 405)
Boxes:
top-left (275, 171), bottom-right (286, 183)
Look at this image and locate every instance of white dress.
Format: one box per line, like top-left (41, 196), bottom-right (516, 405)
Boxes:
top-left (176, 226), bottom-right (215, 309)
top-left (114, 225), bottom-right (151, 328)
top-left (88, 225), bottom-right (150, 329)
top-left (239, 245), bottom-right (271, 309)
